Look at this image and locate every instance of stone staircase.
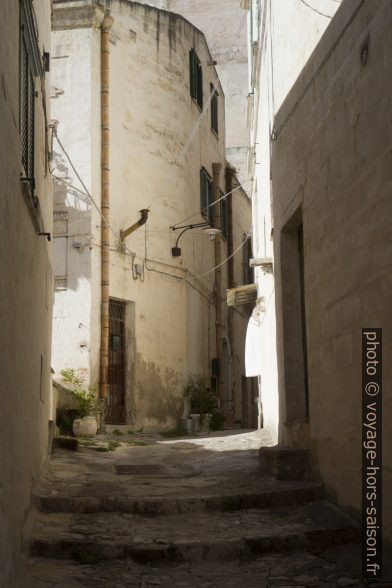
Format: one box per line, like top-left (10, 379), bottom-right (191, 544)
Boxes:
top-left (24, 433), bottom-right (367, 587)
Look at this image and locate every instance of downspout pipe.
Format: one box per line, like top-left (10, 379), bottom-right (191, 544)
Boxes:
top-left (212, 162), bottom-right (224, 412)
top-left (99, 14), bottom-right (113, 420)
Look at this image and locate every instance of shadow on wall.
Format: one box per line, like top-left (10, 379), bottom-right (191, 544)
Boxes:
top-left (52, 147), bottom-right (97, 292)
top-left (135, 352), bottom-right (184, 425)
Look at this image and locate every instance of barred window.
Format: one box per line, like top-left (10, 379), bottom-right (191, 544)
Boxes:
top-left (200, 167), bottom-right (214, 226)
top-left (189, 49), bottom-right (203, 109)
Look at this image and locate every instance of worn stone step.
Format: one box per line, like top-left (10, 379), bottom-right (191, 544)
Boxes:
top-left (26, 544), bottom-right (381, 588)
top-left (29, 500), bottom-right (360, 563)
top-left (33, 480), bottom-right (324, 515)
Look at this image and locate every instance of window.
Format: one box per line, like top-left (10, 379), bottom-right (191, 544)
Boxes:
top-left (53, 211), bottom-right (68, 290)
top-left (243, 236), bottom-right (254, 285)
top-left (189, 49), bottom-right (203, 109)
top-left (210, 84), bottom-right (218, 134)
top-left (20, 0), bottom-right (42, 188)
top-left (220, 191), bottom-right (228, 240)
top-left (200, 167), bottom-right (214, 226)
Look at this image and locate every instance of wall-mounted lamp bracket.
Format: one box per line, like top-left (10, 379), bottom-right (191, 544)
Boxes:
top-left (120, 209), bottom-right (149, 242)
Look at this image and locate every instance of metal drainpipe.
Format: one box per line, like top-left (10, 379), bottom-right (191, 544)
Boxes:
top-left (99, 14), bottom-right (114, 426)
top-left (212, 162), bottom-right (223, 412)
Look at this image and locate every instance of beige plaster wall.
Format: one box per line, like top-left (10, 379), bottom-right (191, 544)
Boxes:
top-left (272, 0), bottom-right (392, 547)
top-left (0, 0), bottom-right (53, 585)
top-left (51, 1), bottom-right (237, 430)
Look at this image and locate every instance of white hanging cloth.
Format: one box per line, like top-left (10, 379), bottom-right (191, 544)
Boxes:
top-left (245, 303), bottom-right (264, 377)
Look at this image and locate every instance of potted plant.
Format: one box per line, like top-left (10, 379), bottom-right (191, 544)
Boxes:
top-left (183, 375), bottom-right (216, 432)
top-left (59, 369), bottom-right (97, 437)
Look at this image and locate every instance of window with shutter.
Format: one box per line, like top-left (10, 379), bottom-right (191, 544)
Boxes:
top-left (20, 0), bottom-right (42, 189)
top-left (200, 167), bottom-right (214, 226)
top-left (211, 84), bottom-right (218, 134)
top-left (189, 49), bottom-right (203, 109)
top-left (220, 192), bottom-right (228, 240)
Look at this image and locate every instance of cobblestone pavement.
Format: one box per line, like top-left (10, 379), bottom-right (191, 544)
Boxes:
top-left (22, 430), bottom-right (392, 587)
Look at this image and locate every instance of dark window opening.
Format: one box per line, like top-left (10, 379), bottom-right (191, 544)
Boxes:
top-left (211, 83), bottom-right (218, 134)
top-left (200, 167), bottom-right (214, 226)
top-left (189, 49), bottom-right (203, 109)
top-left (20, 6), bottom-right (36, 184)
top-left (243, 236), bottom-right (254, 285)
top-left (220, 191), bottom-right (228, 240)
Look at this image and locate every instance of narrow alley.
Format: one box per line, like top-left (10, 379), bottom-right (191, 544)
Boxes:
top-left (1, 0), bottom-right (391, 585)
top-left (25, 430), bottom-right (373, 587)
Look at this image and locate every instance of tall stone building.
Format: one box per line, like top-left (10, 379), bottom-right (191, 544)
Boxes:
top-left (0, 0), bottom-right (53, 585)
top-left (51, 0), bottom-right (252, 430)
top-left (246, 0), bottom-right (340, 442)
top-left (168, 0), bottom-right (251, 190)
top-left (248, 0), bottom-right (392, 552)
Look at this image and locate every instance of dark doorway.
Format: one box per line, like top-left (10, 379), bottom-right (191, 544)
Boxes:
top-left (106, 299), bottom-right (126, 424)
top-left (280, 208), bottom-right (309, 423)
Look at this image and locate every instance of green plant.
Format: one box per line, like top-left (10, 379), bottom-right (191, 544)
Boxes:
top-left (60, 369), bottom-right (96, 418)
top-left (108, 440), bottom-right (121, 451)
top-left (112, 429), bottom-right (123, 435)
top-left (184, 375), bottom-right (216, 416)
top-left (209, 412), bottom-right (225, 431)
top-left (127, 429), bottom-right (135, 435)
top-left (56, 408), bottom-right (82, 435)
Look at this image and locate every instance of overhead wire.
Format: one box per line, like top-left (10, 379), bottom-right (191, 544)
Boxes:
top-left (195, 231), bottom-right (251, 279)
top-left (172, 181), bottom-right (250, 229)
top-left (298, 0), bottom-right (333, 19)
top-left (52, 129), bottom-right (136, 260)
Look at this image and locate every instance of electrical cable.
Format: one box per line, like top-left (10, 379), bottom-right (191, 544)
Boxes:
top-left (274, 0), bottom-right (366, 137)
top-left (171, 182), bottom-right (250, 229)
top-left (195, 231), bottom-right (251, 279)
top-left (298, 0), bottom-right (333, 19)
top-left (52, 129), bottom-right (137, 261)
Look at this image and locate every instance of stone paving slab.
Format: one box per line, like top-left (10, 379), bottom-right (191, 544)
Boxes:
top-left (25, 545), bottom-right (381, 588)
top-left (29, 501), bottom-right (360, 562)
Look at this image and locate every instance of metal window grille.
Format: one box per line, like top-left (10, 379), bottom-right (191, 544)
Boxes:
top-left (211, 84), bottom-right (218, 134)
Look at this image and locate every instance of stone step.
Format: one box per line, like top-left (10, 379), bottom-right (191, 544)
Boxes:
top-left (29, 500), bottom-right (360, 563)
top-left (33, 480), bottom-right (324, 515)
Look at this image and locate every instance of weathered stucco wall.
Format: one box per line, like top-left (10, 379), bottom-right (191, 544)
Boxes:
top-left (52, 1), bottom-right (240, 430)
top-left (248, 0), bottom-right (340, 442)
top-left (169, 0), bottom-right (251, 189)
top-left (272, 0), bottom-right (392, 547)
top-left (0, 0), bottom-right (52, 585)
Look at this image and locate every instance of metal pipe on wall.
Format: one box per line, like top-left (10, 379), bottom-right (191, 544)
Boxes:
top-left (99, 14), bottom-right (113, 415)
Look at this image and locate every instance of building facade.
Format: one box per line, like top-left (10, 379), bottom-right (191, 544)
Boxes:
top-left (0, 0), bottom-right (53, 585)
top-left (51, 0), bottom-right (252, 430)
top-left (248, 0), bottom-right (391, 551)
top-left (168, 0), bottom-right (251, 190)
top-left (271, 0), bottom-right (392, 550)
top-left (246, 0), bottom-right (340, 442)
